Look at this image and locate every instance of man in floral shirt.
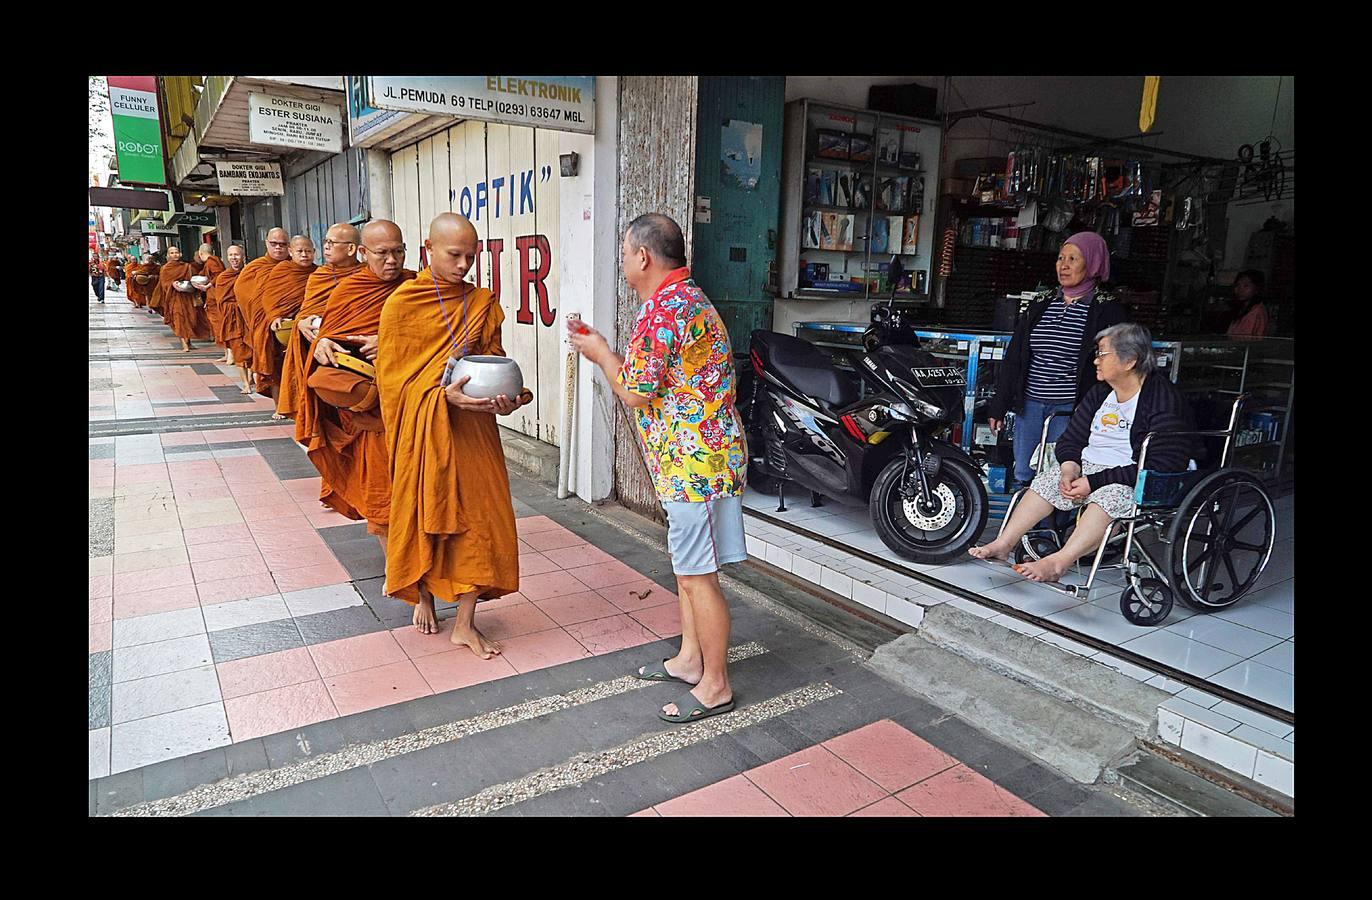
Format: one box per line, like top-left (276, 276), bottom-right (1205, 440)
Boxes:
top-left (569, 213), bottom-right (745, 724)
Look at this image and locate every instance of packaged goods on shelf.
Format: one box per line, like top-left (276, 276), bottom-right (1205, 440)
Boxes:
top-left (819, 212), bottom-right (839, 250)
top-left (819, 169), bottom-right (837, 206)
top-left (836, 171), bottom-right (855, 207)
top-left (816, 129), bottom-right (850, 159)
top-left (805, 167), bottom-right (823, 205)
top-left (877, 128), bottom-right (901, 165)
top-left (901, 216), bottom-right (920, 254)
top-left (855, 174), bottom-right (873, 209)
top-left (849, 133), bottom-right (875, 162)
top-left (871, 216), bottom-right (890, 254)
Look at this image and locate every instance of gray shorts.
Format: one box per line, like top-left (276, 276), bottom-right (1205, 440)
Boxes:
top-left (663, 495), bottom-right (748, 576)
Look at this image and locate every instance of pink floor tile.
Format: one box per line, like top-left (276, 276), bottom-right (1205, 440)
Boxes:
top-left (282, 477), bottom-right (323, 496)
top-left (540, 545), bottom-right (617, 569)
top-left (90, 556), bottom-right (114, 578)
top-left (90, 621), bottom-right (113, 653)
top-left (822, 720), bottom-right (960, 793)
top-left (532, 591), bottom-right (624, 626)
top-left (743, 746), bottom-right (887, 817)
top-left (307, 510), bottom-right (357, 529)
top-left (514, 515), bottom-right (562, 536)
top-left (325, 659), bottom-right (431, 716)
top-left (241, 425), bottom-right (296, 440)
top-left (564, 614), bottom-right (660, 656)
top-left (187, 539), bottom-right (262, 564)
top-left (246, 514), bottom-right (316, 535)
top-left (272, 562), bottom-right (352, 593)
top-left (228, 481), bottom-right (293, 499)
top-left (90, 575), bottom-right (114, 600)
top-left (517, 570), bottom-right (593, 602)
top-left (628, 809), bottom-right (661, 817)
top-left (161, 432), bottom-right (207, 447)
top-left (217, 647), bottom-right (322, 700)
top-left (206, 428), bottom-right (249, 443)
top-left (478, 592), bottom-right (531, 612)
top-left (498, 628), bottom-right (593, 674)
top-left (196, 572), bottom-right (280, 605)
top-left (249, 527), bottom-right (329, 551)
top-left (895, 765), bottom-right (1046, 817)
top-left (225, 680), bottom-right (338, 742)
top-left (183, 523), bottom-right (253, 545)
top-left (562, 560), bottom-right (649, 591)
top-left (655, 774), bottom-right (791, 817)
top-left (848, 797), bottom-right (922, 817)
top-left (413, 647), bottom-right (520, 693)
top-left (112, 583), bottom-right (202, 619)
top-left (628, 603), bottom-right (683, 639)
top-left (192, 553), bottom-right (269, 584)
top-left (478, 603), bottom-right (560, 641)
top-left (174, 486), bottom-right (234, 503)
top-left (391, 622), bottom-right (460, 660)
top-left (259, 543), bottom-right (341, 572)
top-left (239, 500), bottom-right (304, 521)
top-left (519, 528), bottom-right (589, 553)
top-left (308, 631), bottom-right (407, 678)
top-left (517, 552), bottom-right (561, 577)
top-left (597, 580), bottom-right (678, 613)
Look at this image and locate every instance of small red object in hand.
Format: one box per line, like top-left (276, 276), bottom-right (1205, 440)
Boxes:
top-left (567, 316), bottom-right (590, 335)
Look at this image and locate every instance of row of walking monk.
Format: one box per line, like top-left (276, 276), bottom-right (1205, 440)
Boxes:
top-left (124, 214), bottom-right (531, 657)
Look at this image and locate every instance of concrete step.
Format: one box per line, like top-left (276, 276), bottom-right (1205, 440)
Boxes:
top-left (499, 425), bottom-right (559, 486)
top-left (1115, 751), bottom-right (1284, 817)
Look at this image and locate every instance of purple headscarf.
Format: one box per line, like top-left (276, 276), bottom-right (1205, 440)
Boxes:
top-left (1062, 231), bottom-right (1110, 299)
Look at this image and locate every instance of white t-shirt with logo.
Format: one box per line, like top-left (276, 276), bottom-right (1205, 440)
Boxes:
top-left (1081, 390), bottom-right (1139, 469)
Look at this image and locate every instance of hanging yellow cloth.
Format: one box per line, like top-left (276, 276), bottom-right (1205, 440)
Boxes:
top-left (1140, 76), bottom-right (1161, 133)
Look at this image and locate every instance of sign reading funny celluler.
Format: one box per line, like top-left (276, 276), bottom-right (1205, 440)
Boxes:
top-left (248, 92), bottom-right (343, 153)
top-left (215, 161), bottom-right (285, 196)
top-left (366, 76), bottom-right (595, 134)
top-left (106, 76), bottom-right (166, 186)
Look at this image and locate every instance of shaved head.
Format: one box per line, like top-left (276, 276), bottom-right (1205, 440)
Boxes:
top-left (227, 245), bottom-right (245, 268)
top-left (324, 223), bottom-right (362, 268)
top-left (265, 227), bottom-right (291, 261)
top-left (289, 235), bottom-right (316, 267)
top-left (195, 245), bottom-right (213, 260)
top-left (166, 246), bottom-right (183, 261)
top-left (360, 220), bottom-right (406, 281)
top-left (425, 213), bottom-right (478, 285)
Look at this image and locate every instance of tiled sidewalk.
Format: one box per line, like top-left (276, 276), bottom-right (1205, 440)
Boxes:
top-left (635, 719), bottom-right (1044, 817)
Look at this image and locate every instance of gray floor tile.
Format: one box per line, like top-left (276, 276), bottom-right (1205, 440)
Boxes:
top-left (1021, 775), bottom-right (1095, 816)
top-left (224, 739), bottom-right (271, 777)
top-left (209, 619), bottom-right (305, 664)
top-left (89, 444), bottom-right (116, 460)
top-left (90, 650), bottom-right (113, 689)
top-left (320, 522), bottom-right (372, 547)
top-left (90, 498), bottom-right (114, 558)
top-left (140, 748), bottom-right (230, 802)
top-left (93, 769), bottom-right (145, 815)
top-left (334, 703), bottom-right (417, 746)
top-left (330, 537), bottom-right (388, 581)
top-left (199, 767), bottom-right (390, 817)
top-left (295, 605), bottom-right (385, 645)
top-left (369, 740), bottom-right (502, 816)
top-left (89, 682), bottom-right (112, 730)
top-left (261, 719), bottom-right (349, 769)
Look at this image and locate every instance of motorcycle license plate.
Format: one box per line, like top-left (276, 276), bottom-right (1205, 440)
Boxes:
top-left (910, 366), bottom-right (967, 387)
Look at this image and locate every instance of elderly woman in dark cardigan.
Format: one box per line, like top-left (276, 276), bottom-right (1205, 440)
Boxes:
top-left (971, 323), bottom-right (1194, 583)
top-left (987, 231), bottom-right (1129, 488)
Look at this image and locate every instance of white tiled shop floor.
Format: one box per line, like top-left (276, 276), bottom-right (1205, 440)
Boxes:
top-left (742, 487), bottom-right (1295, 717)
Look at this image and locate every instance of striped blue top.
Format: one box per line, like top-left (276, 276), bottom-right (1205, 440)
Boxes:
top-left (1026, 293), bottom-right (1092, 402)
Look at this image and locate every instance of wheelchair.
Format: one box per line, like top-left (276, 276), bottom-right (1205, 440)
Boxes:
top-left (995, 394), bottom-right (1277, 626)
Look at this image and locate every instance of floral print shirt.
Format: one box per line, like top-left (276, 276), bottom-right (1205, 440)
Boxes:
top-left (617, 268), bottom-right (746, 502)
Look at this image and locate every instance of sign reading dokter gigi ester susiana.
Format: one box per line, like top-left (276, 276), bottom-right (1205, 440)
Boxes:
top-left (106, 76), bottom-right (166, 186)
top-left (248, 92), bottom-right (343, 153)
top-left (366, 76), bottom-right (594, 134)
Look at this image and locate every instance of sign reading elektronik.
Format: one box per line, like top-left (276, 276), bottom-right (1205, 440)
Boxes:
top-left (366, 76), bottom-right (595, 134)
top-left (107, 76), bottom-right (166, 186)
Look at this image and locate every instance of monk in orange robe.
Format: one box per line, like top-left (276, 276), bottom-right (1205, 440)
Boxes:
top-left (126, 259), bottom-right (151, 307)
top-left (251, 235), bottom-right (316, 410)
top-left (147, 252), bottom-right (174, 318)
top-left (377, 213), bottom-right (532, 652)
top-left (277, 224), bottom-right (361, 423)
top-left (234, 227), bottom-right (292, 391)
top-left (214, 245), bottom-right (254, 394)
top-left (191, 246), bottom-right (228, 361)
top-left (166, 247), bottom-right (216, 352)
top-left (105, 256), bottom-right (123, 292)
top-left (153, 247), bottom-right (199, 344)
top-left (303, 220), bottom-right (416, 544)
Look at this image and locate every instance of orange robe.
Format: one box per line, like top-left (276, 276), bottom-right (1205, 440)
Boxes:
top-left (126, 262), bottom-right (150, 306)
top-left (213, 266), bottom-right (252, 365)
top-left (148, 261), bottom-right (178, 312)
top-left (277, 263), bottom-right (361, 422)
top-left (302, 267), bottom-right (417, 531)
top-left (166, 260), bottom-right (215, 343)
top-left (233, 255), bottom-right (276, 348)
top-left (154, 261), bottom-right (194, 325)
top-left (197, 255), bottom-right (227, 345)
top-left (251, 260), bottom-right (317, 397)
top-left (376, 270), bottom-right (519, 604)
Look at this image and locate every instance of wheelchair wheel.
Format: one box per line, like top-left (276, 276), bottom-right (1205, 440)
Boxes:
top-left (1120, 578), bottom-right (1174, 626)
top-left (1166, 470), bottom-right (1275, 612)
top-left (1012, 532), bottom-right (1061, 565)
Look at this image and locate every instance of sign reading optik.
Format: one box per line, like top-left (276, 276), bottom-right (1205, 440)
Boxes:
top-left (367, 76), bottom-right (595, 134)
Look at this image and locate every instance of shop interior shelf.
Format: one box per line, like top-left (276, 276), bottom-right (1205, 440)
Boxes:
top-left (807, 156), bottom-right (926, 176)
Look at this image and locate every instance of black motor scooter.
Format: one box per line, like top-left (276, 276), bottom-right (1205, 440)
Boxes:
top-left (746, 260), bottom-right (988, 564)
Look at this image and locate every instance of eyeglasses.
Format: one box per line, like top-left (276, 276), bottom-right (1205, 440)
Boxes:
top-left (1093, 349), bottom-right (1116, 359)
top-left (323, 239), bottom-right (356, 249)
top-left (363, 246), bottom-right (406, 260)
top-left (266, 241), bottom-right (289, 248)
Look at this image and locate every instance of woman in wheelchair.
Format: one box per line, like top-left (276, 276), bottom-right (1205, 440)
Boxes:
top-left (970, 323), bottom-right (1193, 583)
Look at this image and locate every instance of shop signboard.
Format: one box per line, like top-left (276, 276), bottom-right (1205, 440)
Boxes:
top-left (170, 211), bottom-right (216, 226)
top-left (248, 92), bottom-right (343, 153)
top-left (215, 161), bottom-right (285, 196)
top-left (107, 76), bottom-right (166, 186)
top-left (346, 75), bottom-right (420, 148)
top-left (88, 186), bottom-right (171, 211)
top-left (366, 76), bottom-right (595, 134)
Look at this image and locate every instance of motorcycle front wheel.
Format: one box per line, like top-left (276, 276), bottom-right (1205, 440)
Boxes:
top-left (870, 456), bottom-right (988, 565)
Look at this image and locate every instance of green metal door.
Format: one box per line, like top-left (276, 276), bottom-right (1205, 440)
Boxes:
top-left (692, 76), bottom-right (784, 351)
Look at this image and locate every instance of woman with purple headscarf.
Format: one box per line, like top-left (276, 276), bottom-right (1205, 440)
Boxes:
top-left (986, 231), bottom-right (1129, 488)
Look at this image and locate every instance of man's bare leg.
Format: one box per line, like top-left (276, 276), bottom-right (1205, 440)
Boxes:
top-left (450, 590), bottom-right (502, 658)
top-left (239, 365), bottom-right (253, 394)
top-left (640, 576), bottom-right (702, 684)
top-left (661, 573), bottom-right (732, 716)
top-left (412, 584), bottom-right (439, 635)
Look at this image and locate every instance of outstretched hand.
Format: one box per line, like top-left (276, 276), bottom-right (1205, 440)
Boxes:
top-left (567, 318), bottom-right (611, 366)
top-left (444, 375), bottom-right (497, 412)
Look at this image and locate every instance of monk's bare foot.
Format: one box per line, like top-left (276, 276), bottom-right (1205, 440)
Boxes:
top-left (450, 623), bottom-right (502, 659)
top-left (412, 597), bottom-right (438, 634)
top-left (968, 542), bottom-right (1012, 562)
top-left (1014, 557), bottom-right (1068, 583)
top-left (270, 412), bottom-right (285, 420)
top-left (240, 385), bottom-right (253, 395)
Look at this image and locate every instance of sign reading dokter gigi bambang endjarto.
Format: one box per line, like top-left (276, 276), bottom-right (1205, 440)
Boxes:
top-left (366, 76), bottom-right (595, 134)
top-left (248, 92), bottom-right (343, 153)
top-left (215, 161), bottom-right (285, 196)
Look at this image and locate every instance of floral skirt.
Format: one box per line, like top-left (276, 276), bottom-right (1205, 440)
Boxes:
top-left (1029, 459), bottom-right (1134, 520)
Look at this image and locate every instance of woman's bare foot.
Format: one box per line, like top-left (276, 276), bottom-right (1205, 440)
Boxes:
top-left (968, 541), bottom-right (1012, 562)
top-left (450, 623), bottom-right (502, 659)
top-left (412, 597), bottom-right (439, 634)
top-left (1014, 557), bottom-right (1069, 583)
